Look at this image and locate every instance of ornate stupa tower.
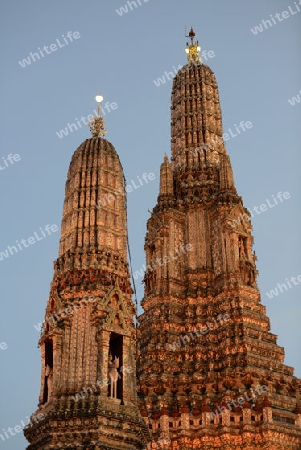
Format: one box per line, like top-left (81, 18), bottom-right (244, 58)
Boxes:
top-left (24, 97), bottom-right (150, 449)
top-left (138, 29), bottom-right (301, 449)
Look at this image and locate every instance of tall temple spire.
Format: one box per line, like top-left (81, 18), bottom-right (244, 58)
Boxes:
top-left (138, 30), bottom-right (301, 449)
top-left (24, 97), bottom-right (149, 449)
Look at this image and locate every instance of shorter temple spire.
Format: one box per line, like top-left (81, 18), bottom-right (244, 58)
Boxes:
top-left (185, 27), bottom-right (202, 62)
top-left (24, 94), bottom-right (150, 449)
top-left (88, 94), bottom-right (107, 137)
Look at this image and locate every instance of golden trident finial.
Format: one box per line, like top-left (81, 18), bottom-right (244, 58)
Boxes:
top-left (185, 27), bottom-right (202, 63)
top-left (88, 95), bottom-right (107, 137)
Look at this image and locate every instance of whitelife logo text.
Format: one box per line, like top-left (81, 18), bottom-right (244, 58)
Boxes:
top-left (18, 31), bottom-right (81, 68)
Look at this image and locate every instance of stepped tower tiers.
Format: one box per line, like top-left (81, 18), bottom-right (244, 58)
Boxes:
top-left (138, 29), bottom-right (301, 449)
top-left (24, 96), bottom-right (150, 450)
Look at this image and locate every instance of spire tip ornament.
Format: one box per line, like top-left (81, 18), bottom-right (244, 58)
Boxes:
top-left (88, 94), bottom-right (107, 137)
top-left (185, 27), bottom-right (202, 63)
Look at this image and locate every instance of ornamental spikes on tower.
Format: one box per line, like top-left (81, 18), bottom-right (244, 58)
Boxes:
top-left (24, 96), bottom-right (150, 449)
top-left (137, 29), bottom-right (301, 449)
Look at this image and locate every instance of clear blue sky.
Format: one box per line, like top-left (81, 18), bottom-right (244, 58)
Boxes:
top-left (0, 1), bottom-right (300, 448)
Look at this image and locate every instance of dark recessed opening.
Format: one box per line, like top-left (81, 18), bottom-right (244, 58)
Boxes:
top-left (108, 333), bottom-right (123, 400)
top-left (42, 340), bottom-right (53, 404)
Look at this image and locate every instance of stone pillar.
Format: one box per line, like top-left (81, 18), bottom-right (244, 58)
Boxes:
top-left (262, 397), bottom-right (272, 424)
top-left (242, 407), bottom-right (251, 425)
top-left (263, 406), bottom-right (273, 424)
top-left (38, 344), bottom-right (46, 406)
top-left (122, 335), bottom-right (136, 404)
top-left (222, 408), bottom-right (230, 426)
top-left (160, 408), bottom-right (169, 433)
top-left (52, 330), bottom-right (64, 394)
top-left (180, 406), bottom-right (190, 430)
top-left (295, 413), bottom-right (301, 428)
top-left (202, 409), bottom-right (211, 426)
top-left (293, 405), bottom-right (301, 427)
top-left (96, 329), bottom-right (110, 397)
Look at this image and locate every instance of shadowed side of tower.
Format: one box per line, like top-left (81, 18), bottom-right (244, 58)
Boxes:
top-left (138, 29), bottom-right (301, 449)
top-left (24, 113), bottom-right (150, 448)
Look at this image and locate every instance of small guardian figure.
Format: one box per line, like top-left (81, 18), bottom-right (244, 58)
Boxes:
top-left (239, 238), bottom-right (246, 259)
top-left (108, 354), bottom-right (119, 399)
top-left (45, 365), bottom-right (53, 402)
